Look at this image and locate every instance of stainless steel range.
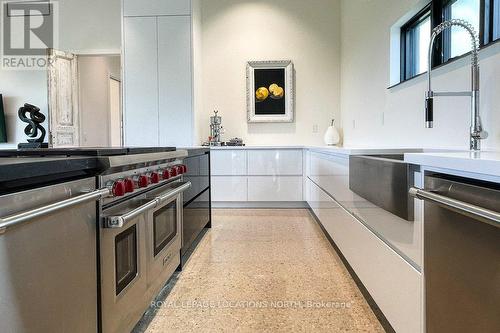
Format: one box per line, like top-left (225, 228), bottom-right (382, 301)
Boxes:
top-left (0, 147), bottom-right (191, 333)
top-left (96, 150), bottom-right (190, 333)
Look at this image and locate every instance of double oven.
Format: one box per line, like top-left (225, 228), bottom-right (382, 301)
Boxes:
top-left (97, 151), bottom-right (190, 333)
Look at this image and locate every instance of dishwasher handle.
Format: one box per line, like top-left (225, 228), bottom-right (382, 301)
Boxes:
top-left (0, 188), bottom-right (112, 235)
top-left (409, 187), bottom-right (500, 228)
top-left (104, 181), bottom-right (191, 228)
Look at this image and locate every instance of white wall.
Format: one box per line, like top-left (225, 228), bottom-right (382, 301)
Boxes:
top-left (0, 0), bottom-right (121, 149)
top-left (197, 0), bottom-right (341, 145)
top-left (78, 55), bottom-right (121, 147)
top-left (340, 0), bottom-right (500, 150)
top-left (59, 0), bottom-right (122, 53)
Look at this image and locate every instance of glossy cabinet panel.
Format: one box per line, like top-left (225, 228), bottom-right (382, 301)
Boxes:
top-left (123, 17), bottom-right (159, 146)
top-left (182, 189), bottom-right (210, 255)
top-left (248, 176), bottom-right (303, 201)
top-left (158, 16), bottom-right (193, 147)
top-left (183, 153), bottom-right (209, 203)
top-left (211, 150), bottom-right (247, 175)
top-left (306, 178), bottom-right (422, 333)
top-left (211, 176), bottom-right (247, 202)
top-left (247, 150), bottom-right (303, 175)
top-left (308, 151), bottom-right (422, 267)
top-left (308, 152), bottom-right (367, 206)
top-left (124, 0), bottom-right (191, 16)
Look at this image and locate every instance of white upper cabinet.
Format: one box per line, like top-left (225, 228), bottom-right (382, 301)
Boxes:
top-left (247, 150), bottom-right (303, 176)
top-left (158, 16), bottom-right (193, 147)
top-left (123, 0), bottom-right (191, 17)
top-left (122, 1), bottom-right (193, 146)
top-left (123, 17), bottom-right (159, 146)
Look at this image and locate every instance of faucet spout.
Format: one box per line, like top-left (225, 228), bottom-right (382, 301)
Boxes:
top-left (425, 19), bottom-right (487, 151)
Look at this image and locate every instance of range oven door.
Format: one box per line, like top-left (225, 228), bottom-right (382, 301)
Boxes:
top-left (100, 199), bottom-right (149, 333)
top-left (100, 180), bottom-right (190, 333)
top-left (144, 182), bottom-right (184, 299)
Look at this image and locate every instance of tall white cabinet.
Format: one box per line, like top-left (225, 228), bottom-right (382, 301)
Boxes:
top-left (122, 0), bottom-right (193, 146)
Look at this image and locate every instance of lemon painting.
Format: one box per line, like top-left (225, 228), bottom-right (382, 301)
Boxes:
top-left (253, 68), bottom-right (286, 115)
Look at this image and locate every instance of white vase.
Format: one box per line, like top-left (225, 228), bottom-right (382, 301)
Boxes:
top-left (323, 119), bottom-right (340, 146)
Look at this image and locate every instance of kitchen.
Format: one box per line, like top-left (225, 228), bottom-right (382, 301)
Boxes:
top-left (0, 0), bottom-right (499, 332)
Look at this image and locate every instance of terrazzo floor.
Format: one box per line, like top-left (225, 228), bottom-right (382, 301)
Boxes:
top-left (135, 209), bottom-right (385, 332)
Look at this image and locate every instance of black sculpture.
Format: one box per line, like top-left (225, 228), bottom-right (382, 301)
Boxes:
top-left (18, 103), bottom-right (48, 149)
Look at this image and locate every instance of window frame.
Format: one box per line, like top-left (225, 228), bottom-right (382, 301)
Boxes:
top-left (483, 0), bottom-right (500, 43)
top-left (399, 0), bottom-right (498, 85)
top-left (400, 4), bottom-right (432, 81)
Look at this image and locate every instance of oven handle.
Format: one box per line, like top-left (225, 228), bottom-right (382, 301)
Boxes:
top-left (104, 181), bottom-right (191, 228)
top-left (0, 188), bottom-right (112, 235)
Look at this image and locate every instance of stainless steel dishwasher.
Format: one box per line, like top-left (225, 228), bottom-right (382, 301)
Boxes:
top-left (410, 174), bottom-right (500, 333)
top-left (0, 177), bottom-right (110, 333)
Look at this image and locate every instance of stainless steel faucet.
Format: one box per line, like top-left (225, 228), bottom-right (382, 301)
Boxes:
top-left (425, 19), bottom-right (488, 151)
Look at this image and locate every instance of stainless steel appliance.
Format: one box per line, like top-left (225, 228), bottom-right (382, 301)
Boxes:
top-left (97, 150), bottom-right (190, 333)
top-left (181, 149), bottom-right (211, 264)
top-left (208, 110), bottom-right (223, 146)
top-left (0, 177), bottom-right (111, 333)
top-left (410, 174), bottom-right (500, 332)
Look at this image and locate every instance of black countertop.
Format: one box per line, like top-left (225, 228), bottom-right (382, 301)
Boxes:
top-left (0, 156), bottom-right (99, 194)
top-left (182, 147), bottom-right (210, 157)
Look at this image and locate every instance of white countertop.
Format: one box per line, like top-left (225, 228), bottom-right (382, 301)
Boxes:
top-left (208, 145), bottom-right (428, 155)
top-left (405, 151), bottom-right (500, 178)
top-left (198, 144), bottom-right (500, 178)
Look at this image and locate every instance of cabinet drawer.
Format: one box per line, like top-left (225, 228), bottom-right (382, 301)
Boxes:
top-left (309, 151), bottom-right (349, 176)
top-left (308, 151), bottom-right (367, 207)
top-left (248, 150), bottom-right (303, 175)
top-left (211, 177), bottom-right (247, 201)
top-left (124, 0), bottom-right (191, 16)
top-left (211, 150), bottom-right (247, 175)
top-left (307, 177), bottom-right (422, 333)
top-left (248, 176), bottom-right (302, 202)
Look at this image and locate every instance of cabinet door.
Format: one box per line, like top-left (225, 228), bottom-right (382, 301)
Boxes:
top-left (158, 16), bottom-right (193, 146)
top-left (211, 177), bottom-right (247, 202)
top-left (247, 150), bottom-right (303, 175)
top-left (211, 150), bottom-right (247, 176)
top-left (124, 0), bottom-right (191, 17)
top-left (248, 176), bottom-right (303, 201)
top-left (123, 17), bottom-right (159, 146)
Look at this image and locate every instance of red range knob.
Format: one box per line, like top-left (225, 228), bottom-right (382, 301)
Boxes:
top-left (138, 175), bottom-right (149, 188)
top-left (124, 178), bottom-right (135, 193)
top-left (162, 169), bottom-right (171, 180)
top-left (150, 172), bottom-right (160, 184)
top-left (176, 165), bottom-right (184, 175)
top-left (170, 167), bottom-right (178, 177)
top-left (182, 164), bottom-right (188, 173)
top-left (112, 180), bottom-right (126, 197)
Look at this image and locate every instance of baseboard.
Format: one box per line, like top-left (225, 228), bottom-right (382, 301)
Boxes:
top-left (211, 201), bottom-right (309, 209)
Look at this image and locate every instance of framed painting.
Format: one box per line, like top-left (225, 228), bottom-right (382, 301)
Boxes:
top-left (246, 60), bottom-right (294, 123)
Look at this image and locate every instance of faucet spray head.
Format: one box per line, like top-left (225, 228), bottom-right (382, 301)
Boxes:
top-left (425, 92), bottom-right (434, 128)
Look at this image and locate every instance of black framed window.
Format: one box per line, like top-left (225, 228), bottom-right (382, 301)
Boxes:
top-left (442, 0), bottom-right (481, 61)
top-left (401, 6), bottom-right (432, 80)
top-left (400, 0), bottom-right (498, 83)
top-left (493, 0), bottom-right (500, 40)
